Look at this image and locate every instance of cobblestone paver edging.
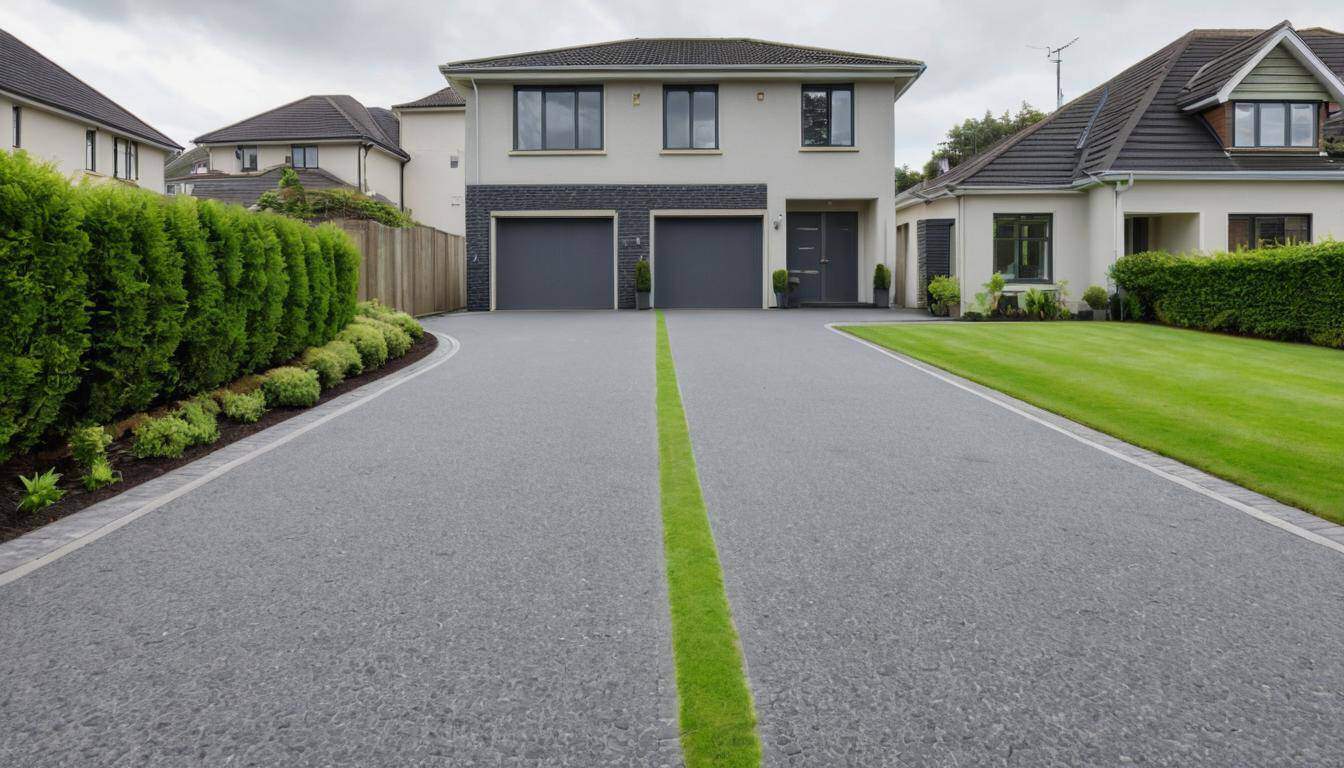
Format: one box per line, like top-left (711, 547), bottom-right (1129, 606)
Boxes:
top-left (829, 323), bottom-right (1344, 555)
top-left (0, 332), bottom-right (462, 586)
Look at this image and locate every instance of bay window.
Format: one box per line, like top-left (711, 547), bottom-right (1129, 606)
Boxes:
top-left (1232, 102), bottom-right (1317, 148)
top-left (514, 86), bottom-right (603, 151)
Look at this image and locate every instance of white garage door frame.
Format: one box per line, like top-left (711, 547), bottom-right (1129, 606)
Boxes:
top-left (649, 209), bottom-right (769, 309)
top-left (489, 210), bottom-right (620, 311)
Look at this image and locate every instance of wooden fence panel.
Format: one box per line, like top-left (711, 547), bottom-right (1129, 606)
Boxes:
top-left (334, 219), bottom-right (465, 316)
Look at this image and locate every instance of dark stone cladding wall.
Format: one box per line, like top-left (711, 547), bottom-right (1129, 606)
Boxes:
top-left (465, 184), bottom-right (767, 310)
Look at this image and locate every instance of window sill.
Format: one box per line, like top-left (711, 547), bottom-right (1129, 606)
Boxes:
top-left (660, 149), bottom-right (723, 156)
top-left (508, 149), bottom-right (606, 156)
top-left (1227, 146), bottom-right (1322, 155)
top-left (799, 146), bottom-right (859, 153)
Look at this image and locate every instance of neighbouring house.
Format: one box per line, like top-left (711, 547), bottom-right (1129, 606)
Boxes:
top-left (1, 28), bottom-right (181, 192)
top-left (189, 94), bottom-right (409, 208)
top-left (441, 38), bottom-right (924, 310)
top-left (163, 145), bottom-right (209, 194)
top-left (394, 86), bottom-right (467, 235)
top-left (1327, 109), bottom-right (1343, 139)
top-left (895, 21), bottom-right (1344, 311)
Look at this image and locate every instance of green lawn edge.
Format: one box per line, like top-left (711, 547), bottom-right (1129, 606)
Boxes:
top-left (838, 322), bottom-right (1344, 524)
top-left (655, 310), bottom-right (762, 768)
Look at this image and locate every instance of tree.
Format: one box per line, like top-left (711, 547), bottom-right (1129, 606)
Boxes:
top-left (922, 102), bottom-right (1046, 179)
top-left (894, 165), bottom-right (925, 193)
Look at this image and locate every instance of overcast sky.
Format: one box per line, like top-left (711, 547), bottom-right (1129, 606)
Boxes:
top-left (3, 0), bottom-right (1338, 168)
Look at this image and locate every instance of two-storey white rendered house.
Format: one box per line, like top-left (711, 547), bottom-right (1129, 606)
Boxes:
top-left (442, 38), bottom-right (924, 310)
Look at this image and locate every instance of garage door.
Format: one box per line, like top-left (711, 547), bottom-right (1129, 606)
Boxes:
top-left (495, 218), bottom-right (614, 309)
top-left (654, 217), bottom-right (762, 308)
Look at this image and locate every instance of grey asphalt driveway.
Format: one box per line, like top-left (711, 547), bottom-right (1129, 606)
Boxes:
top-left (0, 312), bottom-right (678, 767)
top-left (663, 310), bottom-right (1344, 767)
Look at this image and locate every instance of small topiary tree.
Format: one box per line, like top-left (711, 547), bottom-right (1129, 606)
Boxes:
top-left (1083, 285), bottom-right (1109, 310)
top-left (873, 264), bottom-right (891, 290)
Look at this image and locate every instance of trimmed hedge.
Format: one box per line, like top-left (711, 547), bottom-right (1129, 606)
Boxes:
top-left (0, 151), bottom-right (361, 460)
top-left (1111, 241), bottom-right (1344, 348)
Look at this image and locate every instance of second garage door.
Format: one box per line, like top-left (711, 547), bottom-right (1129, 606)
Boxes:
top-left (495, 217), bottom-right (614, 309)
top-left (654, 217), bottom-right (762, 308)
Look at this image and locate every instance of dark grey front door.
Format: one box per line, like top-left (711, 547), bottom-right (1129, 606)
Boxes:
top-left (787, 212), bottom-right (858, 303)
top-left (654, 217), bottom-right (762, 308)
top-left (495, 217), bottom-right (613, 309)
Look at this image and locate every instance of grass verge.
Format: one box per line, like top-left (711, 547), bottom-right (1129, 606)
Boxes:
top-left (655, 310), bottom-right (761, 768)
top-left (840, 322), bottom-right (1344, 523)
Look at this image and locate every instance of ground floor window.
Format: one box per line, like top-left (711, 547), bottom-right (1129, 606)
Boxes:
top-left (1228, 214), bottom-right (1311, 250)
top-left (993, 213), bottom-right (1051, 281)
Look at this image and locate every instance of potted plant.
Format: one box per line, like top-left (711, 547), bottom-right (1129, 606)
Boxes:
top-left (872, 264), bottom-right (891, 308)
top-left (927, 275), bottom-right (961, 318)
top-left (635, 259), bottom-right (651, 310)
top-left (772, 269), bottom-right (789, 309)
top-left (1083, 284), bottom-right (1108, 320)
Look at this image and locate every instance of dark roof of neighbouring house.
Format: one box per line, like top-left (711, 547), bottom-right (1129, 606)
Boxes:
top-left (0, 28), bottom-right (180, 149)
top-left (180, 165), bottom-right (392, 208)
top-left (393, 86), bottom-right (466, 110)
top-left (165, 145), bottom-right (209, 180)
top-left (898, 23), bottom-right (1344, 204)
top-left (1327, 110), bottom-right (1344, 138)
top-left (193, 95), bottom-right (407, 159)
top-left (443, 37), bottom-right (922, 71)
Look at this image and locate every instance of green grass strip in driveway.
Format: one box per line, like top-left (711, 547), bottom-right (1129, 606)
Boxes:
top-left (840, 322), bottom-right (1344, 523)
top-left (655, 310), bottom-right (761, 768)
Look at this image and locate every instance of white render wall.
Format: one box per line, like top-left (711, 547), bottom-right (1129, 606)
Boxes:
top-left (399, 108), bottom-right (465, 234)
top-left (204, 141), bottom-right (363, 188)
top-left (462, 78), bottom-right (903, 303)
top-left (362, 146), bottom-right (402, 207)
top-left (2, 97), bottom-right (167, 192)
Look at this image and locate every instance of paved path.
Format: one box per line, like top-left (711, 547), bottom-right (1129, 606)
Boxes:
top-left (663, 310), bottom-right (1344, 767)
top-left (0, 313), bottom-right (679, 767)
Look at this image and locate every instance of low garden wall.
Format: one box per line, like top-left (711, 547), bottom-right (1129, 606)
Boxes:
top-left (1111, 240), bottom-right (1344, 349)
top-left (0, 151), bottom-right (360, 461)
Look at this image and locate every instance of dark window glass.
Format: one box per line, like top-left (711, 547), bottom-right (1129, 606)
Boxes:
top-left (801, 85), bottom-right (854, 147)
top-left (991, 214), bottom-right (1052, 282)
top-left (1233, 102), bottom-right (1319, 148)
top-left (664, 90), bottom-right (690, 149)
top-left (239, 145), bottom-right (257, 171)
top-left (85, 129), bottom-right (96, 171)
top-left (291, 145), bottom-right (318, 168)
top-left (1228, 214), bottom-right (1312, 249)
top-left (514, 86), bottom-right (602, 150)
top-left (664, 86), bottom-right (717, 149)
top-left (11, 106), bottom-right (19, 147)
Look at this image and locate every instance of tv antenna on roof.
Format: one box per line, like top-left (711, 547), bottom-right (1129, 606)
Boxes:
top-left (1030, 37), bottom-right (1079, 109)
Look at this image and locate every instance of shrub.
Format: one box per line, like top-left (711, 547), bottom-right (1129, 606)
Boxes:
top-left (218, 390), bottom-right (266, 423)
top-left (873, 263), bottom-right (891, 290)
top-left (131, 414), bottom-right (192, 459)
top-left (319, 224), bottom-right (360, 335)
top-left (68, 425), bottom-right (112, 468)
top-left (1022, 288), bottom-right (1068, 320)
top-left (194, 200), bottom-right (250, 385)
top-left (300, 345), bottom-right (346, 389)
top-left (81, 457), bottom-right (119, 491)
top-left (1083, 284), bottom-right (1109, 310)
top-left (927, 275), bottom-right (960, 315)
top-left (772, 269), bottom-right (789, 293)
top-left (635, 260), bottom-right (651, 292)
top-left (260, 366), bottom-right (321, 408)
top-left (357, 300), bottom-right (423, 340)
top-left (973, 273), bottom-right (1006, 315)
top-left (1111, 242), bottom-right (1344, 347)
top-left (325, 339), bottom-right (364, 376)
top-left (165, 196), bottom-right (230, 393)
top-left (18, 468), bottom-right (64, 513)
top-left (176, 400), bottom-right (220, 446)
top-left (0, 152), bottom-right (90, 460)
top-left (268, 214), bottom-right (310, 362)
top-left (338, 323), bottom-right (389, 369)
top-left (302, 226), bottom-right (332, 348)
top-left (353, 315), bottom-right (411, 358)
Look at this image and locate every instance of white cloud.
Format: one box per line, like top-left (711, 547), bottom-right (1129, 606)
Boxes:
top-left (3, 0), bottom-right (1337, 166)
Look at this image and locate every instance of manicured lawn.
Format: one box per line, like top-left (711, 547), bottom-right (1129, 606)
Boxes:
top-left (655, 311), bottom-right (761, 768)
top-left (841, 322), bottom-right (1344, 524)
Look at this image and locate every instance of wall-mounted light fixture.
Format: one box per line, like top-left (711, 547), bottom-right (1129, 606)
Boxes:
top-left (756, 91), bottom-right (765, 102)
top-left (632, 91), bottom-right (641, 106)
top-left (772, 214), bottom-right (783, 230)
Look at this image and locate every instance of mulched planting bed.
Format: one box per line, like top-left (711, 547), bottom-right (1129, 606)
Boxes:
top-left (0, 333), bottom-right (438, 543)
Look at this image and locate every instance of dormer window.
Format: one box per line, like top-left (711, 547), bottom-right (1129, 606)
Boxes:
top-left (1232, 102), bottom-right (1317, 148)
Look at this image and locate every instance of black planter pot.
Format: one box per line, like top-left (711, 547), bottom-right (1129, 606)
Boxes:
top-left (774, 291), bottom-right (788, 308)
top-left (873, 287), bottom-right (890, 308)
top-left (636, 291), bottom-right (651, 310)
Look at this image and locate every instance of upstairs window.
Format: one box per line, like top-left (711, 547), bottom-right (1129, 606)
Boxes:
top-left (514, 86), bottom-right (602, 151)
top-left (664, 85), bottom-right (717, 149)
top-left (1232, 102), bottom-right (1317, 148)
top-left (237, 145), bottom-right (258, 171)
top-left (1228, 214), bottom-right (1311, 250)
top-left (85, 129), bottom-right (96, 171)
top-left (993, 213), bottom-right (1052, 282)
top-left (11, 106), bottom-right (19, 147)
top-left (801, 84), bottom-right (853, 147)
top-left (291, 145), bottom-right (318, 168)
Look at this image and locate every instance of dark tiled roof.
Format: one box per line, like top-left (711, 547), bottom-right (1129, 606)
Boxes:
top-left (899, 24), bottom-right (1344, 203)
top-left (444, 38), bottom-right (921, 71)
top-left (1175, 22), bottom-right (1291, 109)
top-left (1327, 111), bottom-right (1343, 138)
top-left (164, 145), bottom-right (209, 180)
top-left (0, 28), bottom-right (180, 149)
top-left (393, 86), bottom-right (466, 109)
top-left (181, 166), bottom-right (387, 208)
top-left (194, 95), bottom-right (407, 159)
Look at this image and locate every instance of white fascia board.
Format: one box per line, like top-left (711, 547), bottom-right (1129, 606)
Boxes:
top-left (1082, 169), bottom-right (1344, 182)
top-left (437, 65), bottom-right (924, 83)
top-left (1198, 28), bottom-right (1344, 110)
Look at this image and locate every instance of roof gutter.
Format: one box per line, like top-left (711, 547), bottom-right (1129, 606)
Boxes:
top-left (892, 63), bottom-right (927, 102)
top-left (0, 88), bottom-right (181, 152)
top-left (1076, 169), bottom-right (1344, 184)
